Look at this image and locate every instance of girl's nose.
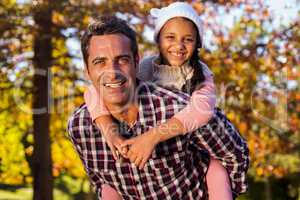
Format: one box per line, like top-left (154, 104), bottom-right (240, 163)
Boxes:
top-left (175, 41), bottom-right (185, 50)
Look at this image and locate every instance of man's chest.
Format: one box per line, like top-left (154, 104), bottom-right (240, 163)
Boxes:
top-left (82, 122), bottom-right (190, 170)
top-left (80, 124), bottom-right (204, 198)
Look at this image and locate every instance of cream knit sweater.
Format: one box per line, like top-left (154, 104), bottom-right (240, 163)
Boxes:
top-left (137, 55), bottom-right (194, 90)
top-left (137, 55), bottom-right (212, 90)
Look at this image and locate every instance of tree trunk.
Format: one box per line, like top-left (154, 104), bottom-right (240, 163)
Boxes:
top-left (32, 1), bottom-right (53, 200)
top-left (265, 177), bottom-right (272, 200)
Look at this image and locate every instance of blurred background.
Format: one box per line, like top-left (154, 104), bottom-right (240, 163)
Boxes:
top-left (0, 0), bottom-right (299, 199)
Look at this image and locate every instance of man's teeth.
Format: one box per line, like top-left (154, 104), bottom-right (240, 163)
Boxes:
top-left (104, 81), bottom-right (124, 88)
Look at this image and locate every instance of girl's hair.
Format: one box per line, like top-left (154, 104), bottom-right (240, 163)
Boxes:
top-left (183, 19), bottom-right (205, 94)
top-left (183, 46), bottom-right (206, 94)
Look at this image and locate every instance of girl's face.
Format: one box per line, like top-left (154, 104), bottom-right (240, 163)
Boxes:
top-left (158, 17), bottom-right (197, 67)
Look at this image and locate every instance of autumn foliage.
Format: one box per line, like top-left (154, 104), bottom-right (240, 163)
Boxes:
top-left (0, 0), bottom-right (299, 199)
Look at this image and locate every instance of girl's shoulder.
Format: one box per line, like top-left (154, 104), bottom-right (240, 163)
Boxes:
top-left (137, 54), bottom-right (159, 81)
top-left (198, 60), bottom-right (213, 77)
top-left (139, 54), bottom-right (158, 69)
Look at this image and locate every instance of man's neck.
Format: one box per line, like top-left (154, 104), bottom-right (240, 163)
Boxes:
top-left (106, 103), bottom-right (139, 127)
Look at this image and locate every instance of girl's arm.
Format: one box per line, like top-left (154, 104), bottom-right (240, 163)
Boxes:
top-left (121, 66), bottom-right (216, 168)
top-left (174, 69), bottom-right (216, 133)
top-left (138, 57), bottom-right (216, 135)
top-left (84, 85), bottom-right (126, 161)
top-left (84, 85), bottom-right (110, 120)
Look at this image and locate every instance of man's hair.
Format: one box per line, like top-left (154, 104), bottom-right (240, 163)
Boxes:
top-left (81, 15), bottom-right (138, 67)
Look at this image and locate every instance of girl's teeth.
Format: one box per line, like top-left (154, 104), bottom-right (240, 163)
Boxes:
top-left (171, 52), bottom-right (184, 57)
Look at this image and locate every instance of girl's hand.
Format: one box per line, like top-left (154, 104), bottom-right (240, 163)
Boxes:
top-left (103, 130), bottom-right (127, 161)
top-left (120, 131), bottom-right (159, 170)
top-left (94, 116), bottom-right (128, 162)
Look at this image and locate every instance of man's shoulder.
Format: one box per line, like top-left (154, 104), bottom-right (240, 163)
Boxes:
top-left (67, 103), bottom-right (93, 138)
top-left (207, 108), bottom-right (228, 123)
top-left (200, 108), bottom-right (238, 132)
top-left (69, 103), bottom-right (90, 122)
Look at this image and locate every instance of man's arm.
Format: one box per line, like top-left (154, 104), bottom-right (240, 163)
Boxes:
top-left (67, 109), bottom-right (103, 199)
top-left (189, 108), bottom-right (249, 197)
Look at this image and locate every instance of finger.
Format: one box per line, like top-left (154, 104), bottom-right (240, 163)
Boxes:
top-left (120, 139), bottom-right (135, 147)
top-left (128, 150), bottom-right (137, 163)
top-left (115, 143), bottom-right (125, 155)
top-left (127, 149), bottom-right (133, 160)
top-left (121, 146), bottom-right (128, 155)
top-left (119, 146), bottom-right (128, 158)
top-left (134, 155), bottom-right (143, 168)
top-left (109, 145), bottom-right (118, 160)
top-left (129, 154), bottom-right (137, 163)
top-left (139, 157), bottom-right (148, 170)
top-left (114, 137), bottom-right (124, 147)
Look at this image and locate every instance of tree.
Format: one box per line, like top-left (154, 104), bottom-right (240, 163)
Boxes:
top-left (0, 0), bottom-right (299, 199)
top-left (197, 1), bottom-right (300, 199)
top-left (31, 1), bottom-right (53, 199)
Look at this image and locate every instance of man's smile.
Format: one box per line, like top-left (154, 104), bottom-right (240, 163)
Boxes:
top-left (103, 78), bottom-right (127, 88)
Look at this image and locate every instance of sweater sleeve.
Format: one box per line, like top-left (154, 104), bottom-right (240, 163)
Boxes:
top-left (84, 84), bottom-right (110, 121)
top-left (174, 64), bottom-right (216, 132)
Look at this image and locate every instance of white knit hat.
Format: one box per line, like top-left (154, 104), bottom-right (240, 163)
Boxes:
top-left (150, 2), bottom-right (204, 48)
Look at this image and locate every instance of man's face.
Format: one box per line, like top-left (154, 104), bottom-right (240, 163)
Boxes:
top-left (86, 34), bottom-right (137, 108)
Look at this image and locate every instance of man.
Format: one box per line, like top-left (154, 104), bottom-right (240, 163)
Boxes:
top-left (68, 15), bottom-right (249, 199)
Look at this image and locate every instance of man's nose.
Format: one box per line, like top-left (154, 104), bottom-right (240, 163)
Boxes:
top-left (104, 60), bottom-right (119, 73)
top-left (104, 64), bottom-right (123, 80)
top-left (105, 70), bottom-right (119, 80)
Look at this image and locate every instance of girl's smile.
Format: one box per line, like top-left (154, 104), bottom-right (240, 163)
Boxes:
top-left (158, 17), bottom-right (197, 67)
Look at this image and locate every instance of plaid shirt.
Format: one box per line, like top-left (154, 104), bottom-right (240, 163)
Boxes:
top-left (68, 81), bottom-right (249, 200)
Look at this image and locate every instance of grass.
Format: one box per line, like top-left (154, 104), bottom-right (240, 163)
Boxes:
top-left (0, 188), bottom-right (71, 200)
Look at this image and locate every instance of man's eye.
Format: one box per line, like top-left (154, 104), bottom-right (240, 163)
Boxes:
top-left (94, 61), bottom-right (102, 64)
top-left (94, 60), bottom-right (105, 66)
top-left (118, 57), bottom-right (130, 65)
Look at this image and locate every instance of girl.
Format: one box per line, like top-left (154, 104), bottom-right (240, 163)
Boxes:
top-left (85, 2), bottom-right (232, 200)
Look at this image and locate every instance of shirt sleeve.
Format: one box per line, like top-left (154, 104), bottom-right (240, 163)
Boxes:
top-left (189, 109), bottom-right (249, 196)
top-left (67, 112), bottom-right (104, 198)
top-left (84, 84), bottom-right (110, 121)
top-left (174, 64), bottom-right (216, 132)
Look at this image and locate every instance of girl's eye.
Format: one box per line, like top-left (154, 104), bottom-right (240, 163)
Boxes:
top-left (184, 38), bottom-right (194, 43)
top-left (165, 35), bottom-right (175, 40)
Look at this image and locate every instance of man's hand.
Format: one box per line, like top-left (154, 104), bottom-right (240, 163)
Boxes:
top-left (120, 130), bottom-right (159, 170)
